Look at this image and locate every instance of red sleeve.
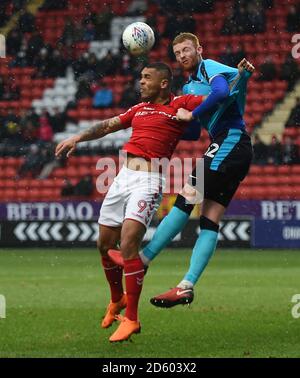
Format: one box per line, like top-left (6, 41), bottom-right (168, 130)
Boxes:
top-left (182, 94), bottom-right (204, 111)
top-left (118, 104), bottom-right (141, 128)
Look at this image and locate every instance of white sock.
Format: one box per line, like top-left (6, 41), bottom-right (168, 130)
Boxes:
top-left (139, 250), bottom-right (150, 266)
top-left (177, 280), bottom-right (194, 289)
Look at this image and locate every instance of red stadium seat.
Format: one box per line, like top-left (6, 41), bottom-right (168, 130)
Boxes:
top-left (277, 176), bottom-right (292, 185)
top-left (52, 177), bottom-right (64, 187)
top-left (15, 178), bottom-right (29, 189)
top-left (3, 189), bottom-right (18, 201)
top-left (39, 188), bottom-right (53, 200)
top-left (277, 165), bottom-right (291, 175)
top-left (292, 187), bottom-right (300, 199)
top-left (5, 157), bottom-right (20, 167)
top-left (20, 99), bottom-right (32, 109)
top-left (66, 166), bottom-right (79, 178)
top-left (245, 176), bottom-right (266, 186)
top-left (261, 176), bottom-right (279, 186)
top-left (78, 98), bottom-right (93, 108)
top-left (3, 179), bottom-right (17, 188)
top-left (78, 109), bottom-right (92, 120)
top-left (262, 165), bottom-right (278, 175)
top-left (283, 128), bottom-right (298, 138)
top-left (21, 89), bottom-right (32, 99)
top-left (32, 87), bottom-right (44, 98)
top-left (28, 188), bottom-right (42, 200)
top-left (67, 110), bottom-right (79, 120)
top-left (266, 187), bottom-right (280, 199)
top-left (78, 166), bottom-right (91, 177)
top-left (91, 156), bottom-right (101, 166)
top-left (291, 165), bottom-right (300, 175)
top-left (3, 167), bottom-right (17, 179)
top-left (251, 186), bottom-right (271, 199)
top-left (290, 176), bottom-right (300, 185)
top-left (277, 186), bottom-right (295, 200)
top-left (15, 189), bottom-right (28, 201)
top-left (51, 168), bottom-right (66, 178)
top-left (76, 156), bottom-right (93, 165)
top-left (39, 179), bottom-right (55, 188)
top-left (248, 165), bottom-right (263, 175)
top-left (28, 179), bottom-right (41, 189)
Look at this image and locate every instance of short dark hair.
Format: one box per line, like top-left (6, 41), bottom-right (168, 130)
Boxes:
top-left (144, 62), bottom-right (173, 82)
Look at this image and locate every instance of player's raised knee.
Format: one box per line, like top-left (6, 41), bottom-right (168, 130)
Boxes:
top-left (120, 238), bottom-right (139, 260)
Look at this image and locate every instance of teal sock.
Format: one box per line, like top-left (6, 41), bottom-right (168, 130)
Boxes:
top-left (143, 207), bottom-right (190, 261)
top-left (184, 229), bottom-right (218, 285)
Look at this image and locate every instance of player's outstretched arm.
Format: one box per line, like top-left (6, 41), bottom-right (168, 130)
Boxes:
top-left (55, 116), bottom-right (123, 157)
top-left (177, 76), bottom-right (230, 122)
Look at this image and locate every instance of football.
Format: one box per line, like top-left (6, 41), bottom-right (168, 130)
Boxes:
top-left (122, 22), bottom-right (155, 56)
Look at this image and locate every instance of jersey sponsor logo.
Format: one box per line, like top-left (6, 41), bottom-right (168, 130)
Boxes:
top-left (120, 102), bottom-right (147, 116)
top-left (135, 110), bottom-right (177, 121)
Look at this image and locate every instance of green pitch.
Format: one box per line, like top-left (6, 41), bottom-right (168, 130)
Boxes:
top-left (0, 248), bottom-right (299, 358)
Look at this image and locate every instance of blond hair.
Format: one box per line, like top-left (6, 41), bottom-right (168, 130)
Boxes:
top-left (172, 33), bottom-right (200, 48)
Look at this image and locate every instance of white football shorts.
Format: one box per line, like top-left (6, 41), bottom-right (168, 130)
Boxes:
top-left (98, 166), bottom-right (165, 228)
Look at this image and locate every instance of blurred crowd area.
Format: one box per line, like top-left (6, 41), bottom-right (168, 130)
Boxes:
top-left (0, 0), bottom-right (300, 167)
top-left (253, 134), bottom-right (299, 165)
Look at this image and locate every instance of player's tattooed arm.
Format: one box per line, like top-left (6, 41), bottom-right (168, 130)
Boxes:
top-left (79, 116), bottom-right (123, 141)
top-left (55, 116), bottom-right (123, 157)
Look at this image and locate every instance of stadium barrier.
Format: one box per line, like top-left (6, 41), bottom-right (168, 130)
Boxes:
top-left (0, 200), bottom-right (299, 248)
top-left (0, 218), bottom-right (251, 248)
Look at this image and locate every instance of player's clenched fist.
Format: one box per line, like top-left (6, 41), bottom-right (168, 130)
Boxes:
top-left (238, 58), bottom-right (255, 73)
top-left (55, 135), bottom-right (81, 157)
top-left (176, 108), bottom-right (193, 122)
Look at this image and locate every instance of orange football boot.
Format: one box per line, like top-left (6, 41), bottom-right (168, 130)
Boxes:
top-left (109, 315), bottom-right (141, 342)
top-left (101, 293), bottom-right (127, 328)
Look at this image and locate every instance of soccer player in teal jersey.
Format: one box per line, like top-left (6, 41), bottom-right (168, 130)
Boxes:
top-left (109, 33), bottom-right (255, 308)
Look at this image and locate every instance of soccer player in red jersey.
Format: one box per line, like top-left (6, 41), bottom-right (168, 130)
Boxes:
top-left (55, 63), bottom-right (204, 342)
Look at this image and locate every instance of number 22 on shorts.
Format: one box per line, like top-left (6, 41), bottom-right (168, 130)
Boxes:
top-left (204, 143), bottom-right (219, 158)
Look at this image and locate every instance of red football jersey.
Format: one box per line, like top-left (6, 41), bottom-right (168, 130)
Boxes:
top-left (118, 94), bottom-right (203, 160)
